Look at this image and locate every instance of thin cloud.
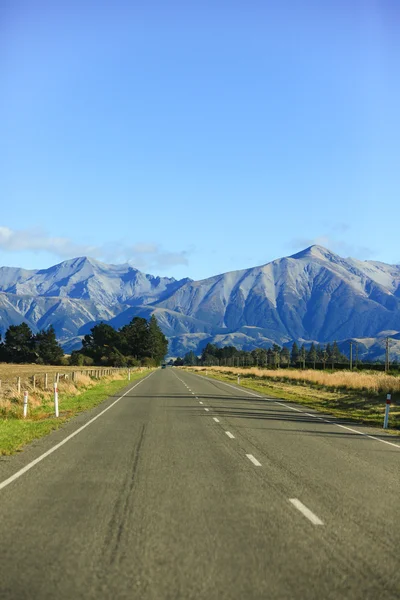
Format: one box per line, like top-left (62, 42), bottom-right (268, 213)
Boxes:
top-left (0, 226), bottom-right (100, 258)
top-left (0, 226), bottom-right (189, 271)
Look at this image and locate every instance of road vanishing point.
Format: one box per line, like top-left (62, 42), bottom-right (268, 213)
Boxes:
top-left (0, 368), bottom-right (399, 599)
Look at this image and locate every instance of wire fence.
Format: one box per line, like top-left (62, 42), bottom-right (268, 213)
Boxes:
top-left (0, 367), bottom-right (134, 400)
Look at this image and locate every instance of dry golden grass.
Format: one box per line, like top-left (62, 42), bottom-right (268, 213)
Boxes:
top-left (188, 366), bottom-right (400, 394)
top-left (185, 366), bottom-right (400, 430)
top-left (0, 364), bottom-right (93, 378)
top-left (0, 364), bottom-right (126, 393)
top-left (0, 365), bottom-right (132, 418)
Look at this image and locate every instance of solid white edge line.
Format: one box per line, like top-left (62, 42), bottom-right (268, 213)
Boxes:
top-left (275, 401), bottom-right (303, 413)
top-left (205, 378), bottom-right (261, 398)
top-left (193, 372), bottom-right (400, 450)
top-left (335, 423), bottom-right (400, 449)
top-left (213, 417), bottom-right (220, 423)
top-left (225, 431), bottom-right (235, 439)
top-left (289, 498), bottom-right (324, 525)
top-left (246, 453), bottom-right (261, 466)
top-left (0, 372), bottom-right (155, 492)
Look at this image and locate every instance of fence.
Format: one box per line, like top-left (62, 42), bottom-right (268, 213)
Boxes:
top-left (0, 368), bottom-right (128, 400)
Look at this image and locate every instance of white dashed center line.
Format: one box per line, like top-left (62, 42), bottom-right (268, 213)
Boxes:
top-left (225, 431), bottom-right (235, 439)
top-left (213, 418), bottom-right (220, 423)
top-left (289, 499), bottom-right (324, 525)
top-left (199, 401), bottom-right (203, 404)
top-left (204, 408), bottom-right (209, 412)
top-left (246, 454), bottom-right (261, 466)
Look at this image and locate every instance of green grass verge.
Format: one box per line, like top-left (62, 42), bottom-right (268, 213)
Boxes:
top-left (192, 370), bottom-right (400, 434)
top-left (0, 370), bottom-right (151, 456)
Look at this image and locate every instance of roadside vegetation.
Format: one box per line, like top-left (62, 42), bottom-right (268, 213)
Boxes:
top-left (175, 341), bottom-right (399, 372)
top-left (0, 367), bottom-right (151, 455)
top-left (0, 316), bottom-right (168, 368)
top-left (185, 366), bottom-right (400, 432)
top-left (0, 316), bottom-right (165, 455)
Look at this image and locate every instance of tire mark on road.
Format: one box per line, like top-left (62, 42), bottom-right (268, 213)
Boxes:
top-left (102, 424), bottom-right (146, 566)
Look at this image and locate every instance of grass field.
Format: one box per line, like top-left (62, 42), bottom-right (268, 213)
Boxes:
top-left (0, 367), bottom-right (152, 455)
top-left (185, 366), bottom-right (400, 432)
top-left (0, 364), bottom-right (92, 378)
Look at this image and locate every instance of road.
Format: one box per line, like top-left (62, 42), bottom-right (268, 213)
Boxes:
top-left (0, 368), bottom-right (399, 599)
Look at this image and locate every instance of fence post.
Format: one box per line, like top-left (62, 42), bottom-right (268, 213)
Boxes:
top-left (54, 382), bottom-right (59, 418)
top-left (33, 375), bottom-right (36, 390)
top-left (383, 394), bottom-right (391, 429)
top-left (45, 373), bottom-right (48, 390)
top-left (17, 377), bottom-right (21, 394)
top-left (23, 391), bottom-right (29, 418)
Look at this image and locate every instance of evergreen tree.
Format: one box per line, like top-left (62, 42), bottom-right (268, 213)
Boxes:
top-left (34, 326), bottom-right (64, 365)
top-left (148, 315), bottom-right (168, 364)
top-left (119, 317), bottom-right (150, 360)
top-left (251, 348), bottom-right (267, 367)
top-left (280, 346), bottom-right (290, 367)
top-left (82, 322), bottom-right (120, 363)
top-left (0, 332), bottom-right (6, 362)
top-left (332, 341), bottom-right (341, 366)
top-left (4, 323), bottom-right (36, 363)
top-left (299, 343), bottom-right (306, 368)
top-left (183, 351), bottom-right (198, 366)
top-left (201, 343), bottom-right (218, 363)
top-left (266, 348), bottom-right (273, 366)
top-left (307, 342), bottom-right (317, 368)
top-left (321, 345), bottom-right (328, 369)
top-left (290, 342), bottom-right (299, 366)
top-left (77, 316), bottom-right (167, 366)
top-left (272, 344), bottom-right (281, 367)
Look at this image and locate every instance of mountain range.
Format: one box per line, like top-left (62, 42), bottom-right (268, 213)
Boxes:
top-left (1, 246), bottom-right (400, 361)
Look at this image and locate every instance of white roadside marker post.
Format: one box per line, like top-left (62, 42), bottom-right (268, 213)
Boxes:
top-left (128, 369), bottom-right (131, 381)
top-left (54, 382), bottom-right (59, 418)
top-left (383, 394), bottom-right (391, 429)
top-left (237, 375), bottom-right (240, 384)
top-left (23, 391), bottom-right (29, 418)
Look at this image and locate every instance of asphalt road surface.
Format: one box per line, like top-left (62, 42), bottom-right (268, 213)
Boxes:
top-left (0, 368), bottom-right (399, 600)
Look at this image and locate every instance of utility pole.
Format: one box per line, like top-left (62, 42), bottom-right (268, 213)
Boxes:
top-left (350, 342), bottom-right (353, 370)
top-left (385, 337), bottom-right (390, 373)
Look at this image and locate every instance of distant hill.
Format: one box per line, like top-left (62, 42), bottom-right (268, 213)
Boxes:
top-left (0, 247), bottom-right (400, 360)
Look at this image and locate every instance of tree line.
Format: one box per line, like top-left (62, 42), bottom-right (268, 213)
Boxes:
top-left (0, 316), bottom-right (168, 367)
top-left (71, 316), bottom-right (168, 367)
top-left (0, 323), bottom-right (64, 364)
top-left (174, 341), bottom-right (350, 369)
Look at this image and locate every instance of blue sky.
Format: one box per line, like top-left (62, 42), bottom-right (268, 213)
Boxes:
top-left (1, 0), bottom-right (399, 280)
